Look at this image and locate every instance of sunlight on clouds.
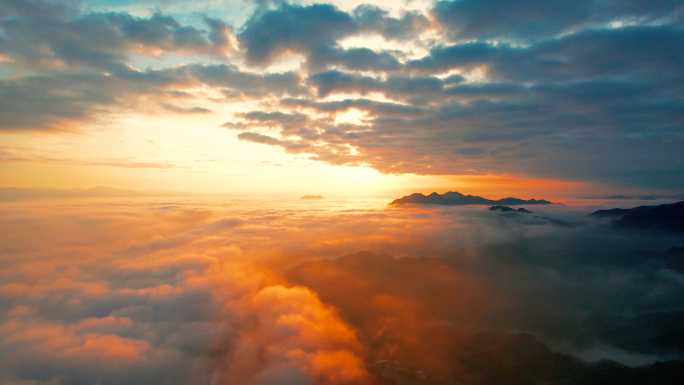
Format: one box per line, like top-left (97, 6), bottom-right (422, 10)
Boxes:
top-left (1, 0), bottom-right (683, 383)
top-left (337, 34), bottom-right (431, 61)
top-left (328, 0), bottom-right (433, 15)
top-left (334, 108), bottom-right (368, 125)
top-left (1, 183), bottom-right (684, 384)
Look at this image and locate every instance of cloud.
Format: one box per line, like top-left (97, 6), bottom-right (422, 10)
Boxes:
top-left (307, 46), bottom-right (402, 73)
top-left (431, 0), bottom-right (684, 42)
top-left (2, 198), bottom-right (402, 384)
top-left (352, 5), bottom-right (430, 41)
top-left (409, 25), bottom-right (684, 81)
top-left (236, 2), bottom-right (429, 69)
top-left (0, 63), bottom-right (306, 131)
top-left (237, 131), bottom-right (286, 146)
top-left (0, 1), bottom-right (234, 71)
top-left (225, 111), bottom-right (311, 131)
top-left (308, 70), bottom-right (447, 99)
top-left (223, 23), bottom-right (684, 190)
top-left (1, 0), bottom-right (683, 190)
top-left (237, 3), bottom-right (356, 66)
top-left (432, 0), bottom-right (594, 41)
top-left (209, 284), bottom-right (371, 385)
top-left (2, 197), bottom-right (684, 384)
top-left (158, 103), bottom-right (213, 115)
top-left (187, 64), bottom-right (307, 99)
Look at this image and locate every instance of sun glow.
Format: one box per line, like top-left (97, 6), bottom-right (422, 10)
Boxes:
top-left (334, 108), bottom-right (368, 125)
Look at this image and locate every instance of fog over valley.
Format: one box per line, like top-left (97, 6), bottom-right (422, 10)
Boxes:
top-left (1, 197), bottom-right (683, 384)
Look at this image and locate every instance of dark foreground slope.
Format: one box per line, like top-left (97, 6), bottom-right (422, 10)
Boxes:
top-left (589, 201), bottom-right (684, 232)
top-left (286, 251), bottom-right (684, 385)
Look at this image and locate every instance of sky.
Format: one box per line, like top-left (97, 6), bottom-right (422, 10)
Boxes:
top-left (0, 0), bottom-right (682, 199)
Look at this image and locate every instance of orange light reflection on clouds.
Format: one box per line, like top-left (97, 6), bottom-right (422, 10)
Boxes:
top-left (0, 196), bottom-right (613, 384)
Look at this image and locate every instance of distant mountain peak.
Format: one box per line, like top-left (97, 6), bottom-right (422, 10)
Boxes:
top-left (300, 195), bottom-right (325, 200)
top-left (490, 206), bottom-right (533, 213)
top-left (390, 191), bottom-right (554, 206)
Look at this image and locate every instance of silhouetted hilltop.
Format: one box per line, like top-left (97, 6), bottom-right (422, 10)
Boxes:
top-left (589, 201), bottom-right (684, 232)
top-left (490, 205), bottom-right (533, 213)
top-left (390, 191), bottom-right (554, 206)
top-left (299, 195), bottom-right (325, 200)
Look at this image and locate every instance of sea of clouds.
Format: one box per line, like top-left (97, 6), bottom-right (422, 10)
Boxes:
top-left (1, 197), bottom-right (683, 384)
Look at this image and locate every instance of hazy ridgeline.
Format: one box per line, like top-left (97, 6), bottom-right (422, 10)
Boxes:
top-left (1, 197), bottom-right (682, 384)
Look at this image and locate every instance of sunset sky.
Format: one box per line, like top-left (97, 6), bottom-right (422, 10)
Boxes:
top-left (2, 2), bottom-right (684, 385)
top-left (1, 0), bottom-right (682, 198)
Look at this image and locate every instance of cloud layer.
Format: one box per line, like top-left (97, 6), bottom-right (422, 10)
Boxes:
top-left (1, 197), bottom-right (683, 383)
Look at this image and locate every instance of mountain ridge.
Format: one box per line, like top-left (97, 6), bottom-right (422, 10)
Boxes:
top-left (588, 201), bottom-right (684, 232)
top-left (390, 191), bottom-right (555, 206)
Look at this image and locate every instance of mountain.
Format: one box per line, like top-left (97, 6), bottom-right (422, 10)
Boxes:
top-left (588, 201), bottom-right (684, 232)
top-left (390, 191), bottom-right (554, 206)
top-left (588, 207), bottom-right (650, 218)
top-left (299, 195), bottom-right (325, 200)
top-left (489, 205), bottom-right (533, 213)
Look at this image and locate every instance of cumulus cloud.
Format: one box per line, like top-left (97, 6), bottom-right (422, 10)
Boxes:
top-left (209, 284), bottom-right (371, 385)
top-left (237, 3), bottom-right (356, 66)
top-left (0, 199), bottom-right (383, 384)
top-left (0, 0), bottom-right (234, 71)
top-left (236, 3), bottom-right (427, 68)
top-left (229, 23), bottom-right (684, 189)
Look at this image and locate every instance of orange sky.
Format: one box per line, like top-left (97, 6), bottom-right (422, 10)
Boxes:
top-left (1, 0), bottom-right (681, 200)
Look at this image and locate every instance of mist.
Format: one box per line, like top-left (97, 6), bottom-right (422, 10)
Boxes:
top-left (1, 197), bottom-right (683, 384)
